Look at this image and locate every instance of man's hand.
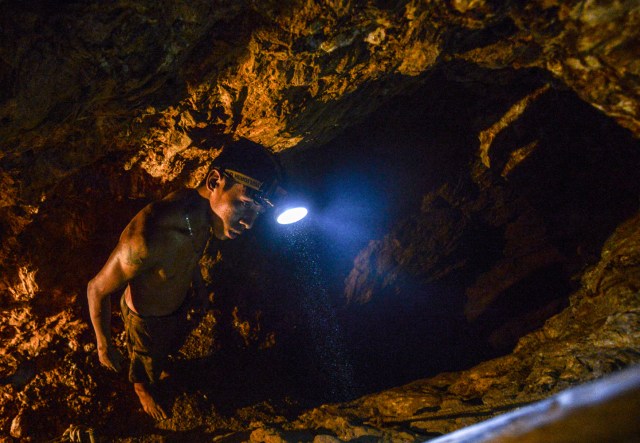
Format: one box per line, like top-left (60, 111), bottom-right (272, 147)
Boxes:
top-left (98, 345), bottom-right (124, 372)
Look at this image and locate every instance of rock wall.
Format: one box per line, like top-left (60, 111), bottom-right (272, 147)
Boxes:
top-left (0, 0), bottom-right (639, 440)
top-left (1, 0), bottom-right (639, 203)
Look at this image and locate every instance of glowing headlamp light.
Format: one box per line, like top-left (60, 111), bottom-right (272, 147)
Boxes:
top-left (224, 169), bottom-right (309, 225)
top-left (276, 206), bottom-right (308, 224)
top-left (264, 191), bottom-right (309, 225)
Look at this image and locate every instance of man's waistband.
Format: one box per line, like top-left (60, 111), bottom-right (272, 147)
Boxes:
top-left (120, 293), bottom-right (185, 320)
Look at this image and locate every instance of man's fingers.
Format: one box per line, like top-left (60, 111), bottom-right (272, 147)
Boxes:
top-left (98, 353), bottom-right (122, 372)
top-left (108, 348), bottom-right (124, 372)
top-left (113, 353), bottom-right (123, 371)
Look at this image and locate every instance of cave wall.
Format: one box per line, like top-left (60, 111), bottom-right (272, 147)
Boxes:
top-left (0, 0), bottom-right (639, 440)
top-left (204, 63), bottom-right (640, 397)
top-left (1, 0), bottom-right (639, 204)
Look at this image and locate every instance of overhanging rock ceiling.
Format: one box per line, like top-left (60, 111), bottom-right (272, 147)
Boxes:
top-left (1, 0), bottom-right (639, 201)
top-left (0, 0), bottom-right (639, 441)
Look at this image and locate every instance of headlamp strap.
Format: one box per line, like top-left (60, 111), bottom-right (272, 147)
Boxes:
top-left (224, 169), bottom-right (263, 192)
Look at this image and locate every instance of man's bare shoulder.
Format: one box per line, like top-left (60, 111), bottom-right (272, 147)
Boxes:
top-left (128, 190), bottom-right (195, 229)
top-left (119, 189), bottom-right (198, 253)
top-left (161, 188), bottom-right (197, 205)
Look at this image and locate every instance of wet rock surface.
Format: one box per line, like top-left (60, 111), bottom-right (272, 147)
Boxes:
top-left (1, 0), bottom-right (639, 441)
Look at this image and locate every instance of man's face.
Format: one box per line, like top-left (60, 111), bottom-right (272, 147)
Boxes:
top-left (209, 175), bottom-right (266, 240)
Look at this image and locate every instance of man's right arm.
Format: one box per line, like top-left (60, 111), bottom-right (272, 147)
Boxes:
top-left (87, 228), bottom-right (152, 371)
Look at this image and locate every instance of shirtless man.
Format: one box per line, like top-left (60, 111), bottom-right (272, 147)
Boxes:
top-left (87, 139), bottom-right (283, 420)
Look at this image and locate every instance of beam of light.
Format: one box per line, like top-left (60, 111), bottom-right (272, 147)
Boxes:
top-left (277, 207), bottom-right (308, 224)
top-left (283, 224), bottom-right (359, 400)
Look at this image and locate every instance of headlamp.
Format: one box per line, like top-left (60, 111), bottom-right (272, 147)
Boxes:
top-left (276, 207), bottom-right (308, 224)
top-left (263, 188), bottom-right (310, 225)
top-left (224, 169), bottom-right (309, 225)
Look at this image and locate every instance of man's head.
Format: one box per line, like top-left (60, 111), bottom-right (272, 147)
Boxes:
top-left (201, 138), bottom-right (284, 240)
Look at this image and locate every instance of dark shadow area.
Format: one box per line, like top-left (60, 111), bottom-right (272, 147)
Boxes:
top-left (475, 264), bottom-right (571, 350)
top-left (488, 88), bottom-right (640, 268)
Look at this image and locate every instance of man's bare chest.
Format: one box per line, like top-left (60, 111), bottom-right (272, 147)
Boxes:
top-left (151, 244), bottom-right (199, 284)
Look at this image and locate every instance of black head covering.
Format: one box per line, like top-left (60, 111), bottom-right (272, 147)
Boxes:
top-left (211, 138), bottom-right (286, 204)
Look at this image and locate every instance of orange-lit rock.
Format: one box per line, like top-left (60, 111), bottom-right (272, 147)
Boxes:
top-left (0, 0), bottom-right (639, 441)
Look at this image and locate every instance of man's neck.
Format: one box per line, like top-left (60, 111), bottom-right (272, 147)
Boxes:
top-left (195, 185), bottom-right (223, 238)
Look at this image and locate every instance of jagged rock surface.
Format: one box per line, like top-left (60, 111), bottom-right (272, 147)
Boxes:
top-left (1, 0), bottom-right (639, 203)
top-left (0, 0), bottom-right (639, 441)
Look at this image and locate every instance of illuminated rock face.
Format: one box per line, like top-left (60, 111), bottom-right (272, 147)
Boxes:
top-left (1, 0), bottom-right (639, 200)
top-left (0, 0), bottom-right (639, 440)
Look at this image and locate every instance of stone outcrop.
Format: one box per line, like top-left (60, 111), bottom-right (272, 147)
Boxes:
top-left (1, 0), bottom-right (639, 204)
top-left (0, 0), bottom-right (639, 441)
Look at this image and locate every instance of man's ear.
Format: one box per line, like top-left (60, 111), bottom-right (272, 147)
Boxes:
top-left (206, 169), bottom-right (223, 191)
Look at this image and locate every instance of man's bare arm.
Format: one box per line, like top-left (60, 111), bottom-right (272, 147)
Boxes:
top-left (87, 227), bottom-right (153, 370)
